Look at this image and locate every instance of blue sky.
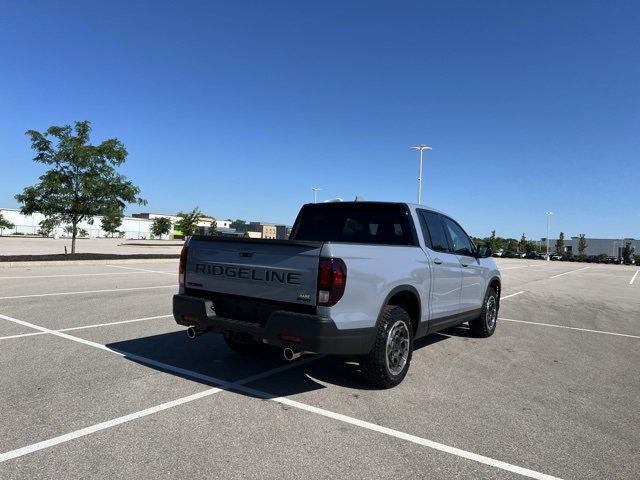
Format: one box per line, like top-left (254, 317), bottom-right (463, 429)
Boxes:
top-left (1, 1), bottom-right (638, 239)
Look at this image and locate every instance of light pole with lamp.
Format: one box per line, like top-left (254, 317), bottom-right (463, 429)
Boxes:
top-left (545, 211), bottom-right (553, 260)
top-left (409, 145), bottom-right (432, 205)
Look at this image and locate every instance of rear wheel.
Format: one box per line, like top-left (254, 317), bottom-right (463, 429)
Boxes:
top-left (469, 287), bottom-right (498, 337)
top-left (223, 333), bottom-right (265, 355)
top-left (360, 305), bottom-right (414, 388)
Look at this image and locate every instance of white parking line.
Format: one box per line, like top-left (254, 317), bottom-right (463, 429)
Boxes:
top-left (0, 331), bottom-right (46, 341)
top-left (237, 385), bottom-right (562, 480)
top-left (548, 266), bottom-right (590, 279)
top-left (60, 314), bottom-right (173, 332)
top-left (0, 285), bottom-right (175, 301)
top-left (0, 311), bottom-right (561, 479)
top-left (0, 348), bottom-right (319, 464)
top-left (0, 315), bottom-right (172, 342)
top-left (500, 317), bottom-right (640, 339)
top-left (630, 270), bottom-right (639, 285)
top-left (106, 264), bottom-right (176, 275)
top-left (0, 272), bottom-right (148, 280)
top-left (501, 291), bottom-right (524, 300)
top-left (0, 388), bottom-right (223, 463)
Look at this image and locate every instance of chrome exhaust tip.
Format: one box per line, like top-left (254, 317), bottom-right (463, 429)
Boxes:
top-left (186, 326), bottom-right (205, 339)
top-left (283, 347), bottom-right (304, 361)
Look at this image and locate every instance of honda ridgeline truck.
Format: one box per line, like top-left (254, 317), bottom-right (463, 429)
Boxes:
top-left (173, 202), bottom-right (501, 388)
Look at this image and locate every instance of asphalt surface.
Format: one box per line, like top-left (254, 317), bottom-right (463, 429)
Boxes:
top-left (0, 258), bottom-right (638, 479)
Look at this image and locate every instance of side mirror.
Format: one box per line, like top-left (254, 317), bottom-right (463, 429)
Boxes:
top-left (476, 245), bottom-right (492, 258)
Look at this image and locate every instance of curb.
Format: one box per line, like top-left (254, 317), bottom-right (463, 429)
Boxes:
top-left (0, 258), bottom-right (179, 269)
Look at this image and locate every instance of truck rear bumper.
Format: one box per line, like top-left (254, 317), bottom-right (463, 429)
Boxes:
top-left (173, 294), bottom-right (375, 355)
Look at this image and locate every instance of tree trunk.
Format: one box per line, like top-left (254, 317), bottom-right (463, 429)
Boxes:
top-left (71, 221), bottom-right (77, 254)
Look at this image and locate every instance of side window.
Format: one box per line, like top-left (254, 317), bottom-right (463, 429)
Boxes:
top-left (442, 217), bottom-right (474, 256)
top-left (420, 211), bottom-right (449, 253)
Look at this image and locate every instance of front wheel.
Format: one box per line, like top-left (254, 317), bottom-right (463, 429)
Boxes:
top-left (359, 305), bottom-right (414, 388)
top-left (469, 287), bottom-right (498, 337)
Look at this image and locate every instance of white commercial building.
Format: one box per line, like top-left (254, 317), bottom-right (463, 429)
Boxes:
top-left (0, 208), bottom-right (155, 239)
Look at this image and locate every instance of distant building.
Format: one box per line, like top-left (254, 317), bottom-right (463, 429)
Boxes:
top-left (1, 208), bottom-right (155, 239)
top-left (275, 225), bottom-right (291, 240)
top-left (233, 222), bottom-right (278, 239)
top-left (541, 237), bottom-right (639, 257)
top-left (132, 212), bottom-right (180, 222)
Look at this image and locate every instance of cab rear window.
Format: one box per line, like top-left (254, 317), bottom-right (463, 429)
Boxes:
top-left (292, 204), bottom-right (416, 245)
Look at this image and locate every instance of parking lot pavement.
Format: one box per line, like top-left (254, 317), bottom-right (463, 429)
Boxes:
top-left (1, 260), bottom-right (639, 479)
top-left (0, 237), bottom-right (182, 256)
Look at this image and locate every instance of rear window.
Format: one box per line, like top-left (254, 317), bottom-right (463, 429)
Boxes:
top-left (292, 204), bottom-right (415, 245)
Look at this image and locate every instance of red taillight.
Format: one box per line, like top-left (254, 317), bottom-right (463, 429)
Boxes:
top-left (179, 246), bottom-right (188, 286)
top-left (317, 257), bottom-right (347, 307)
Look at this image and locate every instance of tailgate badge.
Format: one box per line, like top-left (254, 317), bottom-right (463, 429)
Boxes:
top-left (297, 293), bottom-right (311, 302)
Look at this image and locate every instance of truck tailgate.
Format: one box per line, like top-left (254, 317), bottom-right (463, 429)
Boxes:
top-left (185, 237), bottom-right (322, 306)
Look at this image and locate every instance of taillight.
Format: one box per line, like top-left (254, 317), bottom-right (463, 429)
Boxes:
top-left (179, 246), bottom-right (188, 286)
top-left (317, 257), bottom-right (347, 307)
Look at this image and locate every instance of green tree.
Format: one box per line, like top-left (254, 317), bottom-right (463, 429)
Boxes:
top-left (622, 241), bottom-right (634, 263)
top-left (38, 217), bottom-right (59, 237)
top-left (506, 239), bottom-right (519, 251)
top-left (519, 233), bottom-right (526, 253)
top-left (208, 218), bottom-right (218, 236)
top-left (487, 230), bottom-right (497, 252)
top-left (555, 232), bottom-right (565, 255)
top-left (231, 219), bottom-right (246, 228)
top-left (150, 217), bottom-right (172, 239)
top-left (524, 241), bottom-right (539, 253)
top-left (15, 121), bottom-right (146, 253)
top-left (0, 212), bottom-right (15, 235)
top-left (578, 234), bottom-right (587, 258)
top-left (100, 205), bottom-right (124, 237)
top-left (176, 207), bottom-right (201, 237)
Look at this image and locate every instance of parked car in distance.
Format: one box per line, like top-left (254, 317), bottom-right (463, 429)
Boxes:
top-left (173, 201), bottom-right (501, 388)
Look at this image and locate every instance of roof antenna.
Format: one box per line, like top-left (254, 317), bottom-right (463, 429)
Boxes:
top-left (354, 195), bottom-right (364, 202)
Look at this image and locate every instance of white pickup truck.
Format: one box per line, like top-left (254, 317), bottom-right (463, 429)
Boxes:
top-left (173, 201), bottom-right (501, 387)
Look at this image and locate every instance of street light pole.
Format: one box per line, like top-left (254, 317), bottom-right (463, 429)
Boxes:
top-left (312, 187), bottom-right (322, 203)
top-left (546, 212), bottom-right (552, 259)
top-left (409, 145), bottom-right (432, 205)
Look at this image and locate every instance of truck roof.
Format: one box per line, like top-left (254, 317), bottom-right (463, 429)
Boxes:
top-left (300, 201), bottom-right (451, 218)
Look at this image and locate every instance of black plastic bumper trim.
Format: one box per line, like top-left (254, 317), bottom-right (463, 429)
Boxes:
top-left (173, 294), bottom-right (376, 355)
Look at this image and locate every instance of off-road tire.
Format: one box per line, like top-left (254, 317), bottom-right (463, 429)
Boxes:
top-left (360, 305), bottom-right (414, 388)
top-left (223, 333), bottom-right (265, 355)
top-left (469, 287), bottom-right (498, 338)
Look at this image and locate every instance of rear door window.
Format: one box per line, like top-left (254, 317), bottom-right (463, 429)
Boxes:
top-left (441, 216), bottom-right (475, 256)
top-left (419, 211), bottom-right (450, 253)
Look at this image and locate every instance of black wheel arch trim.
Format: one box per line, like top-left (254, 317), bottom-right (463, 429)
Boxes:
top-left (376, 284), bottom-right (423, 334)
top-left (486, 276), bottom-right (501, 307)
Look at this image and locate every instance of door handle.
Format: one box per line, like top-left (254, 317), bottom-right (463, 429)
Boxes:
top-left (460, 262), bottom-right (469, 267)
top-left (433, 258), bottom-right (443, 265)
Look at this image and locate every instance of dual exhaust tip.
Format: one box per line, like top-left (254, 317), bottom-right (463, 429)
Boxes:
top-left (283, 347), bottom-right (306, 361)
top-left (186, 328), bottom-right (307, 362)
top-left (186, 326), bottom-right (205, 339)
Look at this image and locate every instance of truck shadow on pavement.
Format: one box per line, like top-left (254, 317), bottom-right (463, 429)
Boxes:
top-left (106, 326), bottom-right (470, 396)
